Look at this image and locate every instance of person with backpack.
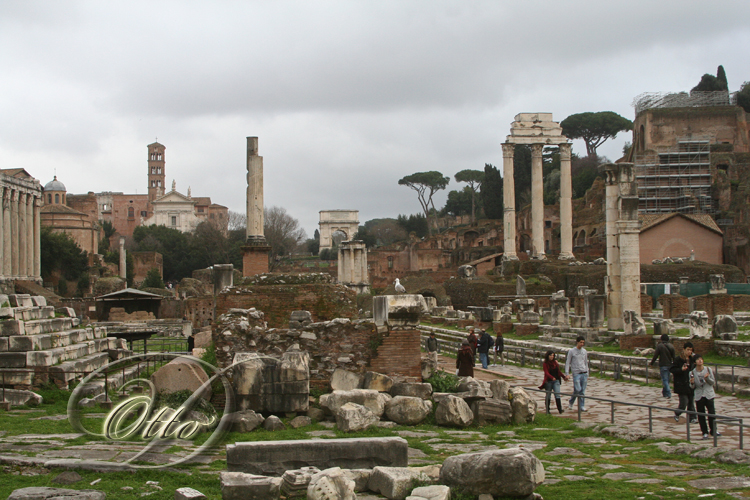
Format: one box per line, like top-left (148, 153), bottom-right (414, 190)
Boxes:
top-left (671, 341), bottom-right (698, 424)
top-left (477, 329), bottom-right (493, 369)
top-left (691, 354), bottom-right (720, 439)
top-left (650, 334), bottom-right (676, 399)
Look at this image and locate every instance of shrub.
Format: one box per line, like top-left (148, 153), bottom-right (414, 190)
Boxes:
top-left (425, 369), bottom-right (461, 393)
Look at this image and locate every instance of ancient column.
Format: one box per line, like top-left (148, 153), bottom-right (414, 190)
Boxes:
top-left (2, 189), bottom-right (10, 277)
top-left (119, 237), bottom-right (126, 280)
top-left (246, 136), bottom-right (265, 244)
top-left (10, 190), bottom-right (18, 278)
top-left (33, 196), bottom-right (41, 280)
top-left (0, 187), bottom-right (4, 280)
top-left (25, 194), bottom-right (34, 278)
top-left (501, 143), bottom-right (518, 260)
top-left (558, 142), bottom-right (574, 260)
top-left (530, 143), bottom-right (545, 259)
top-left (616, 163), bottom-right (642, 318)
top-left (603, 165), bottom-right (622, 329)
top-left (18, 192), bottom-right (27, 279)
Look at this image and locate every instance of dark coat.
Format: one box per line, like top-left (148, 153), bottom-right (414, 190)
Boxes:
top-left (494, 335), bottom-right (504, 353)
top-left (477, 332), bottom-right (491, 354)
top-left (456, 347), bottom-right (475, 377)
top-left (670, 354), bottom-right (696, 395)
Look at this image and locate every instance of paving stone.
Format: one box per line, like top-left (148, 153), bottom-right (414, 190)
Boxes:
top-left (601, 472), bottom-right (649, 480)
top-left (596, 464), bottom-right (622, 469)
top-left (571, 437), bottom-right (607, 444)
top-left (563, 475), bottom-right (594, 481)
top-left (397, 431), bottom-right (439, 438)
top-left (627, 478), bottom-right (663, 484)
top-left (688, 476), bottom-right (750, 490)
top-left (307, 430), bottom-right (336, 438)
top-left (546, 447), bottom-right (585, 456)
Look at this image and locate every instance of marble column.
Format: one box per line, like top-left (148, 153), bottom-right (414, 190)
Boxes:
top-left (3, 189), bottom-right (10, 277)
top-left (26, 194), bottom-right (34, 278)
top-left (501, 143), bottom-right (518, 260)
top-left (558, 143), bottom-right (574, 260)
top-left (10, 190), bottom-right (18, 278)
top-left (530, 143), bottom-right (545, 259)
top-left (604, 165), bottom-right (623, 330)
top-left (0, 188), bottom-right (4, 279)
top-left (246, 136), bottom-right (265, 244)
top-left (33, 196), bottom-right (41, 280)
top-left (18, 192), bottom-right (27, 279)
top-left (119, 237), bottom-right (126, 279)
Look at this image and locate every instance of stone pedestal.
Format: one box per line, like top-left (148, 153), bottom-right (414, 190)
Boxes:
top-left (550, 292), bottom-right (570, 328)
top-left (213, 264), bottom-right (234, 295)
top-left (373, 295), bottom-right (426, 328)
top-left (689, 311), bottom-right (710, 339)
top-left (242, 243), bottom-right (271, 277)
top-left (584, 293), bottom-right (606, 328)
top-left (709, 274), bottom-right (726, 294)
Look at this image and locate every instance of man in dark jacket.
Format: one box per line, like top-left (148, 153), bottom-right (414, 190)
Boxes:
top-left (426, 332), bottom-right (439, 363)
top-left (477, 329), bottom-right (493, 369)
top-left (670, 341), bottom-right (697, 423)
top-left (650, 334), bottom-right (675, 398)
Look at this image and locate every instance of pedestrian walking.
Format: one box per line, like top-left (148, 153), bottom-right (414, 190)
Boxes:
top-left (476, 329), bottom-right (493, 369)
top-left (565, 336), bottom-right (589, 412)
top-left (494, 331), bottom-right (505, 366)
top-left (456, 340), bottom-right (474, 377)
top-left (539, 350), bottom-right (569, 414)
top-left (650, 334), bottom-right (676, 399)
top-left (690, 354), bottom-right (720, 439)
top-left (671, 341), bottom-right (698, 423)
top-left (426, 332), bottom-right (439, 363)
top-left (467, 328), bottom-right (478, 366)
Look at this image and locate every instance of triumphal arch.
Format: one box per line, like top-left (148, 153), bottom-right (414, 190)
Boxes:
top-left (503, 113), bottom-right (573, 260)
top-left (318, 210), bottom-right (359, 254)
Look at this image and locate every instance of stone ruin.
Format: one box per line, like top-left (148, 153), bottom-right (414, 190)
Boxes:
top-left (689, 310), bottom-right (710, 339)
top-left (232, 348), bottom-right (310, 413)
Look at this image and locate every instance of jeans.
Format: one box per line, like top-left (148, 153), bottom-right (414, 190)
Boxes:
top-left (569, 372), bottom-right (588, 409)
top-left (675, 393), bottom-right (696, 420)
top-left (545, 380), bottom-right (561, 408)
top-left (479, 352), bottom-right (489, 369)
top-left (696, 397), bottom-right (716, 435)
top-left (659, 366), bottom-right (672, 398)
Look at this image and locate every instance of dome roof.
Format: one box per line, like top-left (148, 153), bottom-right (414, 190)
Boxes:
top-left (44, 176), bottom-right (66, 192)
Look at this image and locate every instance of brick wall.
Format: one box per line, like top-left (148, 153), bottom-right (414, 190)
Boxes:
top-left (185, 297), bottom-right (215, 328)
top-left (369, 328), bottom-right (421, 378)
top-left (641, 294), bottom-right (653, 314)
top-left (733, 295), bottom-right (750, 311)
top-left (216, 284), bottom-right (358, 329)
top-left (619, 334), bottom-right (654, 350)
top-left (493, 322), bottom-right (513, 334)
top-left (242, 246), bottom-right (270, 276)
top-left (516, 324), bottom-right (539, 336)
top-left (660, 295), bottom-right (689, 319)
top-left (131, 251), bottom-right (163, 285)
top-left (693, 294), bottom-right (734, 320)
top-left (672, 338), bottom-right (715, 355)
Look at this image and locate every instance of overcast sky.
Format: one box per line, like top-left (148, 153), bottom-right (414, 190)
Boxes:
top-left (2, 1), bottom-right (749, 238)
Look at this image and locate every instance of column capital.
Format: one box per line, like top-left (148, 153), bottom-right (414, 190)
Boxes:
top-left (530, 143), bottom-right (544, 157)
top-left (502, 143), bottom-right (515, 157)
top-left (33, 196), bottom-right (41, 208)
top-left (10, 190), bottom-right (17, 202)
top-left (559, 142), bottom-right (572, 157)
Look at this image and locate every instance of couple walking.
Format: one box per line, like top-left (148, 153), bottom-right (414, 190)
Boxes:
top-left (539, 336), bottom-right (589, 414)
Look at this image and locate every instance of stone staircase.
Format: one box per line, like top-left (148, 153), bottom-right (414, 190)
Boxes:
top-left (0, 294), bottom-right (132, 398)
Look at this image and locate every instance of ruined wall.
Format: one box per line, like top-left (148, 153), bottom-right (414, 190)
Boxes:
top-left (213, 309), bottom-right (382, 389)
top-left (131, 251), bottom-right (163, 285)
top-left (660, 295), bottom-right (689, 319)
top-left (692, 294), bottom-right (733, 320)
top-left (640, 217), bottom-right (723, 264)
top-left (185, 297), bottom-right (215, 328)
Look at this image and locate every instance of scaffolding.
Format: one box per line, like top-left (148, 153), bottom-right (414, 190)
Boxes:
top-left (632, 91), bottom-right (736, 115)
top-left (635, 140), bottom-right (715, 215)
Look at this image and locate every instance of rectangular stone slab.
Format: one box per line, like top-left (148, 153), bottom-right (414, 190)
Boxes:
top-left (226, 437), bottom-right (408, 476)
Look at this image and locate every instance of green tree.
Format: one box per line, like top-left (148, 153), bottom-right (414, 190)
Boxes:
top-left (737, 81), bottom-right (750, 114)
top-left (366, 219), bottom-right (407, 246)
top-left (692, 66), bottom-right (728, 92)
top-left (133, 225), bottom-right (192, 281)
top-left (543, 169), bottom-right (561, 205)
top-left (454, 169), bottom-right (484, 224)
top-left (398, 171), bottom-right (449, 236)
top-left (396, 213), bottom-right (428, 239)
top-left (442, 187), bottom-right (474, 217)
top-left (354, 225), bottom-right (377, 248)
top-left (40, 226), bottom-right (88, 283)
top-left (561, 112), bottom-right (633, 158)
top-left (717, 65), bottom-right (728, 90)
top-left (481, 163), bottom-right (503, 220)
top-left (98, 220), bottom-right (116, 252)
top-left (141, 268), bottom-right (165, 289)
top-left (571, 154), bottom-right (602, 198)
top-left (76, 273), bottom-right (90, 297)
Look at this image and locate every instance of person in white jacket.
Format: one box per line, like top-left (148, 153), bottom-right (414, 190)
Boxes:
top-left (690, 354), bottom-right (720, 439)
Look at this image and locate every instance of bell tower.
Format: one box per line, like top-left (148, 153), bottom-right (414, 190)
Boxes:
top-left (147, 142), bottom-right (166, 211)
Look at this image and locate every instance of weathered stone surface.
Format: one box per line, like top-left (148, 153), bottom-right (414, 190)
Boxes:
top-left (330, 368), bottom-right (363, 391)
top-left (227, 410), bottom-right (265, 433)
top-left (289, 416), bottom-right (312, 428)
top-left (281, 467), bottom-right (320, 498)
top-left (233, 350), bottom-right (310, 413)
top-left (150, 357), bottom-right (211, 400)
top-left (307, 467), bottom-right (356, 500)
top-left (435, 395), bottom-right (473, 427)
top-left (440, 448), bottom-right (544, 497)
top-left (653, 319), bottom-right (676, 337)
top-left (385, 396), bottom-right (433, 425)
top-left (623, 310), bottom-right (646, 335)
top-left (421, 358), bottom-right (437, 380)
top-left (220, 472), bottom-right (282, 500)
top-left (263, 415), bottom-right (286, 431)
top-left (717, 450), bottom-right (750, 465)
top-left (51, 471), bottom-right (82, 485)
top-left (408, 485), bottom-right (451, 500)
top-left (516, 276), bottom-right (526, 296)
top-left (227, 437), bottom-right (409, 476)
top-left (489, 379), bottom-right (511, 401)
top-left (363, 371), bottom-right (394, 392)
top-left (7, 488), bottom-right (105, 500)
top-left (336, 402), bottom-right (379, 432)
top-left (456, 378), bottom-right (493, 400)
top-left (471, 398), bottom-right (512, 425)
top-left (713, 315), bottom-right (738, 340)
top-left (368, 467), bottom-right (435, 500)
top-left (509, 387), bottom-right (536, 424)
top-left (689, 311), bottom-right (710, 339)
top-left (175, 487), bottom-right (207, 500)
top-left (320, 389), bottom-right (391, 417)
top-left (390, 382), bottom-right (433, 400)
top-left (374, 295), bottom-right (428, 327)
top-left (307, 407), bottom-right (326, 421)
top-left (342, 469), bottom-right (372, 492)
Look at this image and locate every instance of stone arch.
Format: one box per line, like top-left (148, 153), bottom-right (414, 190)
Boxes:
top-left (576, 229), bottom-right (586, 247)
top-left (318, 210), bottom-right (359, 255)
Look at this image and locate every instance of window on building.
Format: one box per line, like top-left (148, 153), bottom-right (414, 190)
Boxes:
top-left (128, 207), bottom-right (134, 218)
top-left (171, 216), bottom-right (177, 226)
top-left (47, 194), bottom-right (52, 204)
top-left (141, 211), bottom-right (147, 217)
top-left (158, 154), bottom-right (162, 160)
top-left (157, 181), bottom-right (161, 187)
top-left (387, 256), bottom-right (393, 269)
top-left (198, 207), bottom-right (204, 213)
top-left (55, 194), bottom-right (59, 204)
top-left (545, 220), bottom-right (552, 228)
top-left (151, 167), bottom-right (155, 174)
top-left (157, 167), bottom-right (162, 174)
top-left (209, 214), bottom-right (214, 219)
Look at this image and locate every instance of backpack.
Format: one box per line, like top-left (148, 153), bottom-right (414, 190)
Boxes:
top-left (488, 335), bottom-right (495, 349)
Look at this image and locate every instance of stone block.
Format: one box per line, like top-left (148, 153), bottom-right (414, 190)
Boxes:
top-left (489, 379), bottom-right (511, 401)
top-left (623, 310), bottom-right (646, 335)
top-left (689, 311), bottom-right (710, 339)
top-left (584, 294), bottom-right (606, 328)
top-left (515, 323), bottom-right (539, 336)
top-left (8, 295), bottom-right (33, 308)
top-left (220, 472), bottom-right (282, 500)
top-left (281, 467), bottom-right (320, 498)
top-left (409, 485), bottom-right (451, 500)
top-left (374, 295), bottom-right (428, 327)
top-left (519, 311), bottom-right (540, 323)
top-left (362, 371), bottom-right (393, 392)
top-left (307, 468), bottom-right (356, 500)
top-left (330, 368), bottom-right (363, 391)
top-left (289, 415), bottom-right (312, 428)
top-left (456, 379), bottom-right (493, 400)
top-left (0, 307), bottom-right (12, 319)
top-left (0, 352), bottom-right (26, 368)
top-left (435, 395), bottom-right (473, 427)
top-left (30, 296), bottom-right (47, 307)
top-left (471, 398), bottom-right (512, 425)
top-left (7, 487), bottom-right (105, 500)
top-left (385, 396), bottom-right (432, 425)
top-left (336, 402), bottom-right (379, 432)
top-left (509, 387), bottom-right (536, 424)
top-left (493, 321), bottom-right (513, 334)
top-left (440, 448), bottom-right (544, 497)
top-left (175, 487), bottom-right (207, 500)
top-left (150, 357), bottom-right (211, 400)
top-left (421, 357), bottom-right (437, 380)
top-left (226, 437), bottom-right (409, 476)
top-left (653, 319), bottom-right (676, 338)
top-left (368, 467), bottom-right (435, 500)
top-left (320, 389), bottom-right (391, 418)
top-left (233, 350), bottom-right (310, 413)
top-left (0, 320), bottom-right (24, 336)
top-left (389, 382), bottom-right (433, 400)
top-left (467, 307), bottom-right (493, 322)
top-left (713, 315), bottom-right (738, 340)
top-left (516, 275), bottom-right (526, 296)
top-left (263, 415), bottom-right (286, 431)
top-left (56, 307), bottom-right (76, 318)
top-left (227, 410), bottom-right (265, 433)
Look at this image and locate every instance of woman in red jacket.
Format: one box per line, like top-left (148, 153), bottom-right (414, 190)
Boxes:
top-left (539, 350), bottom-right (568, 414)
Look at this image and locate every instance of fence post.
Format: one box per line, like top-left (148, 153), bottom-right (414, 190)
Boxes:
top-left (740, 418), bottom-right (744, 450)
top-left (610, 401), bottom-right (615, 424)
top-left (648, 407), bottom-right (652, 433)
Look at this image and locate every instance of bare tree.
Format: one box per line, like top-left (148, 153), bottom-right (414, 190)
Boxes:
top-left (227, 210), bottom-right (247, 232)
top-left (264, 206), bottom-right (306, 268)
